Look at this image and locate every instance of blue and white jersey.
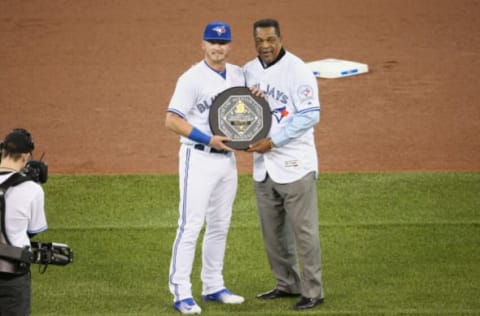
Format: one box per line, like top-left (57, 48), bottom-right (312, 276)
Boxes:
top-left (168, 61), bottom-right (245, 145)
top-left (244, 50), bottom-right (320, 183)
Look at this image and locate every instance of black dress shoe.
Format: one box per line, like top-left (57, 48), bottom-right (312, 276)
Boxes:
top-left (256, 289), bottom-right (301, 299)
top-left (294, 296), bottom-right (324, 310)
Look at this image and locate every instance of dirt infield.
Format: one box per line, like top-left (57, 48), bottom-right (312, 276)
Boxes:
top-left (1, 0), bottom-right (479, 174)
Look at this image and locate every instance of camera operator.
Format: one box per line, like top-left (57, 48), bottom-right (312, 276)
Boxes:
top-left (0, 128), bottom-right (47, 315)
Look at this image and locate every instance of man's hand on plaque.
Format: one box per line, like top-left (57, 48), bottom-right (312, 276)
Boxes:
top-left (249, 86), bottom-right (266, 98)
top-left (246, 137), bottom-right (274, 153)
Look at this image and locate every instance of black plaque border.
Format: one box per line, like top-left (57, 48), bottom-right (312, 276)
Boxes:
top-left (209, 86), bottom-right (271, 150)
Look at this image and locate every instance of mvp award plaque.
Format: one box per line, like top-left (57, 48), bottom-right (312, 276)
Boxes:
top-left (209, 87), bottom-right (272, 150)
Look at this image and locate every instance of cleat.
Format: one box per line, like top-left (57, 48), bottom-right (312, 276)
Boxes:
top-left (173, 297), bottom-right (202, 314)
top-left (202, 288), bottom-right (245, 304)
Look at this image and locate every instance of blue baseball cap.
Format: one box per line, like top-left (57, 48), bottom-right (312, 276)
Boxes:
top-left (203, 21), bottom-right (231, 42)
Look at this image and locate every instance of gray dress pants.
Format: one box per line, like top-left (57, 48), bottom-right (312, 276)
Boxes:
top-left (254, 171), bottom-right (324, 299)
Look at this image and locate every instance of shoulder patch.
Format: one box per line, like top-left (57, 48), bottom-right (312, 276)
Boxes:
top-left (297, 85), bottom-right (314, 102)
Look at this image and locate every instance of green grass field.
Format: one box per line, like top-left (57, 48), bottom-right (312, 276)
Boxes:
top-left (31, 172), bottom-right (480, 315)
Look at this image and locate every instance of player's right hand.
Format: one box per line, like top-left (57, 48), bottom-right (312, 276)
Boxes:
top-left (249, 86), bottom-right (265, 98)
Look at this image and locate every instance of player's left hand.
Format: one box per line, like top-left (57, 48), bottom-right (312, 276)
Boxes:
top-left (246, 138), bottom-right (273, 153)
top-left (209, 135), bottom-right (234, 152)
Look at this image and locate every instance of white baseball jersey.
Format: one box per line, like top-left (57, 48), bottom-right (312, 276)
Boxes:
top-left (244, 50), bottom-right (320, 183)
top-left (0, 172), bottom-right (47, 248)
top-left (167, 60), bottom-right (245, 302)
top-left (168, 60), bottom-right (245, 142)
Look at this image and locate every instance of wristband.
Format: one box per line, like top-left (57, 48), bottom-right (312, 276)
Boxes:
top-left (188, 127), bottom-right (211, 145)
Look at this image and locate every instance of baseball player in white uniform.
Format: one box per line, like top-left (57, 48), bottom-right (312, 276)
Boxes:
top-left (165, 21), bottom-right (245, 314)
top-left (244, 19), bottom-right (325, 310)
top-left (0, 128), bottom-right (48, 315)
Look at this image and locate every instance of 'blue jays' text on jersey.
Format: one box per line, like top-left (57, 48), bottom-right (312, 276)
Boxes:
top-left (168, 61), bottom-right (245, 145)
